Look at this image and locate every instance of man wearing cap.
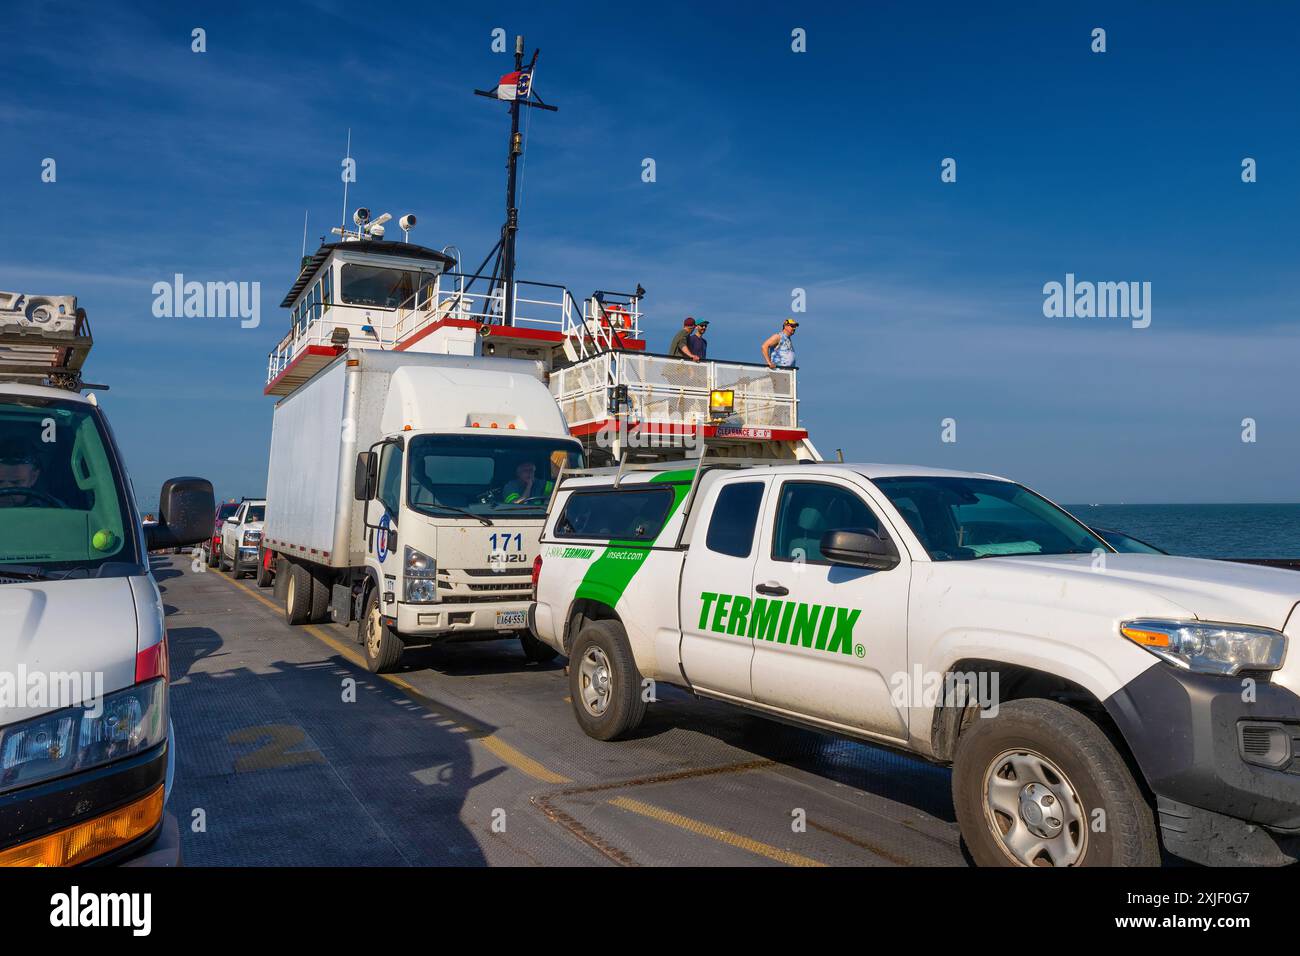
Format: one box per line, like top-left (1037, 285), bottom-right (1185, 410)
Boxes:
top-left (762, 319), bottom-right (798, 368)
top-left (668, 317), bottom-right (701, 362)
top-left (687, 319), bottom-right (709, 361)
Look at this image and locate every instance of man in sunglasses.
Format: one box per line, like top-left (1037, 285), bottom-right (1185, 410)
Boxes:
top-left (761, 318), bottom-right (799, 369)
top-left (0, 439), bottom-right (45, 507)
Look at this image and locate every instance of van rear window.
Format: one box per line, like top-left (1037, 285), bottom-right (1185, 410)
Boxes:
top-left (555, 487), bottom-right (674, 542)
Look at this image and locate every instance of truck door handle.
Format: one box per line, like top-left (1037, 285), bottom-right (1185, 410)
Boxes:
top-left (755, 582), bottom-right (788, 596)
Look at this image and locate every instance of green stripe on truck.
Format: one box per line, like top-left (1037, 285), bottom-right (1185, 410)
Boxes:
top-left (572, 468), bottom-right (695, 608)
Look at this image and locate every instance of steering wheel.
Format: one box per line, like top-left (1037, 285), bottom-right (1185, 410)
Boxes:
top-left (0, 487), bottom-right (67, 508)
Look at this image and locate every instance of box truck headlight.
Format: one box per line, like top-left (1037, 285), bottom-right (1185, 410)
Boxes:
top-left (404, 546), bottom-right (438, 603)
top-left (1121, 619), bottom-right (1287, 676)
top-left (0, 679), bottom-right (168, 795)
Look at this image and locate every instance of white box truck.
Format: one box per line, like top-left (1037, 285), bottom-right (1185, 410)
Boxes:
top-left (262, 348), bottom-right (583, 672)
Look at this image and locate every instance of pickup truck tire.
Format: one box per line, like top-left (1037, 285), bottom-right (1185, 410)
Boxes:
top-left (519, 630), bottom-right (558, 664)
top-left (952, 698), bottom-right (1159, 867)
top-left (568, 620), bottom-right (646, 741)
top-left (255, 548), bottom-right (273, 588)
top-left (361, 589), bottom-right (403, 673)
top-left (284, 560), bottom-right (313, 625)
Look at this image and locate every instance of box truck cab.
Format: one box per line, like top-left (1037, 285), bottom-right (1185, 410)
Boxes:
top-left (263, 349), bottom-right (582, 672)
top-left (0, 293), bottom-right (214, 865)
top-left (531, 460), bottom-right (1300, 868)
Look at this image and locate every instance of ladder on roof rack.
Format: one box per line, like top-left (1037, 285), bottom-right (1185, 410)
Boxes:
top-left (0, 292), bottom-right (93, 391)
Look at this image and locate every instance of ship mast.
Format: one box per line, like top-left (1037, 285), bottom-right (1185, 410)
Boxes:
top-left (473, 35), bottom-right (557, 327)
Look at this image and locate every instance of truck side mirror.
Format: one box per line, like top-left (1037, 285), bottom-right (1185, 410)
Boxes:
top-left (820, 528), bottom-right (900, 571)
top-left (147, 477), bottom-right (216, 550)
top-left (354, 451), bottom-right (377, 501)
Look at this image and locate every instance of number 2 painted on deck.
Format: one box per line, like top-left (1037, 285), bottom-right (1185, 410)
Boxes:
top-left (489, 533), bottom-right (523, 551)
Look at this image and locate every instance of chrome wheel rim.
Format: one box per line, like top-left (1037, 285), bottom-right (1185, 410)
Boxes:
top-left (286, 575), bottom-right (296, 612)
top-left (982, 748), bottom-right (1088, 866)
top-left (366, 606), bottom-right (383, 658)
top-left (577, 646), bottom-right (613, 717)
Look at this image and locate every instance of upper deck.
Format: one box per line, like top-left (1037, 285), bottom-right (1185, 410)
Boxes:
top-left (264, 234), bottom-right (811, 461)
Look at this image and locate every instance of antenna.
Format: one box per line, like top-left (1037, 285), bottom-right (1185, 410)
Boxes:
top-left (340, 128), bottom-right (352, 236)
top-left (472, 36), bottom-right (558, 328)
top-left (301, 209), bottom-right (309, 259)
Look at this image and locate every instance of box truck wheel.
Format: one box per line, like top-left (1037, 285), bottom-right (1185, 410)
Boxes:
top-left (519, 630), bottom-right (558, 664)
top-left (360, 589), bottom-right (403, 673)
top-left (568, 620), bottom-right (646, 741)
top-left (308, 567), bottom-right (331, 623)
top-left (952, 698), bottom-right (1159, 867)
top-left (284, 560), bottom-right (313, 625)
top-left (255, 547), bottom-right (274, 588)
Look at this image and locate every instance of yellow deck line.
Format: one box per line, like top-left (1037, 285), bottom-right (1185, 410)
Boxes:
top-left (205, 569), bottom-right (571, 784)
top-left (609, 796), bottom-right (825, 867)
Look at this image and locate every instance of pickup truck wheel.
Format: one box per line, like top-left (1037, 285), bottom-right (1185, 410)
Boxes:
top-left (519, 630), bottom-right (558, 664)
top-left (284, 561), bottom-right (312, 625)
top-left (952, 698), bottom-right (1159, 867)
top-left (308, 568), bottom-right (331, 623)
top-left (568, 620), bottom-right (646, 741)
top-left (255, 548), bottom-right (273, 588)
top-left (361, 590), bottom-right (403, 673)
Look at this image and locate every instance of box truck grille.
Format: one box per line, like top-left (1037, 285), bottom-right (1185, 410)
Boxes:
top-left (435, 568), bottom-right (532, 603)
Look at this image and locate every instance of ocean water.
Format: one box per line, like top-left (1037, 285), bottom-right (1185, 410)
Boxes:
top-left (1067, 504), bottom-right (1300, 559)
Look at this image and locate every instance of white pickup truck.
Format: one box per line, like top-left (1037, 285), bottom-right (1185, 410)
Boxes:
top-left (529, 460), bottom-right (1300, 867)
top-left (218, 498), bottom-right (265, 579)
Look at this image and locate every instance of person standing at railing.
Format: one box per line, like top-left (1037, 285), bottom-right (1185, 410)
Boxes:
top-left (762, 318), bottom-right (798, 368)
top-left (668, 317), bottom-right (702, 362)
top-left (687, 319), bottom-right (709, 361)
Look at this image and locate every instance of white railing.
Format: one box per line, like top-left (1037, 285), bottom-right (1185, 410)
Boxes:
top-left (550, 353), bottom-right (799, 432)
top-left (266, 304), bottom-right (394, 384)
top-left (266, 270), bottom-right (647, 387)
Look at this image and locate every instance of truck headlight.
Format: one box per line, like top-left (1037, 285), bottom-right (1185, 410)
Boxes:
top-left (404, 546), bottom-right (437, 603)
top-left (1121, 619), bottom-right (1288, 676)
top-left (243, 530), bottom-right (261, 545)
top-left (0, 679), bottom-right (168, 795)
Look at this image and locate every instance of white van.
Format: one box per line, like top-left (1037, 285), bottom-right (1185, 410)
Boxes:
top-left (0, 295), bottom-right (213, 865)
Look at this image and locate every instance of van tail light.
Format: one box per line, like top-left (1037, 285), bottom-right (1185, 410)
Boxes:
top-left (531, 555), bottom-right (543, 587)
top-left (136, 634), bottom-right (170, 684)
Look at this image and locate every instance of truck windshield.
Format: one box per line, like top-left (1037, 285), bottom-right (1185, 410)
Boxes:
top-left (0, 395), bottom-right (139, 578)
top-left (405, 434), bottom-right (583, 519)
top-left (872, 476), bottom-right (1108, 561)
top-left (245, 504), bottom-right (265, 522)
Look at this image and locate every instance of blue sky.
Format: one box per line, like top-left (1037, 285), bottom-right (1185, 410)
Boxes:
top-left (3, 1), bottom-right (1298, 504)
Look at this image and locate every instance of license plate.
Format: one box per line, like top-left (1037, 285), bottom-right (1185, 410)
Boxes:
top-left (496, 609), bottom-right (527, 629)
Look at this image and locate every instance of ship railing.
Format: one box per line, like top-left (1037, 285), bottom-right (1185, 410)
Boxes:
top-left (265, 304), bottom-right (394, 384)
top-left (393, 272), bottom-right (588, 345)
top-left (549, 352), bottom-right (799, 432)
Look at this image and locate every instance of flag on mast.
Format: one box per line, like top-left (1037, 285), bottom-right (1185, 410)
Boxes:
top-left (495, 70), bottom-right (531, 101)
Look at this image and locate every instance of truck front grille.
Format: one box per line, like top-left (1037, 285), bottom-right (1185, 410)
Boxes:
top-left (434, 568), bottom-right (532, 603)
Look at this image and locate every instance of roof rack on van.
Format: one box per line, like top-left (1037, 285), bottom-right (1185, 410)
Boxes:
top-left (0, 292), bottom-right (93, 391)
